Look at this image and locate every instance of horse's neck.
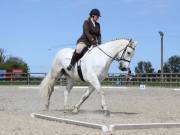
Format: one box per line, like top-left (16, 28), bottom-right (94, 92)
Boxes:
top-left (92, 40), bottom-right (128, 77)
top-left (100, 41), bottom-right (127, 58)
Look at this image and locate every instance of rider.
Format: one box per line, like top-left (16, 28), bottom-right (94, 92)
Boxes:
top-left (67, 8), bottom-right (102, 71)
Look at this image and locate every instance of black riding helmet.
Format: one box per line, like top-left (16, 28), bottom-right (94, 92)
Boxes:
top-left (89, 9), bottom-right (101, 17)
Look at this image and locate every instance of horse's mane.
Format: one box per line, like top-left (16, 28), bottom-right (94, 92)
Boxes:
top-left (103, 38), bottom-right (130, 45)
top-left (110, 38), bottom-right (130, 41)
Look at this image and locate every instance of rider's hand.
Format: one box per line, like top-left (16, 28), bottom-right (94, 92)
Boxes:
top-left (93, 44), bottom-right (97, 47)
top-left (92, 40), bottom-right (97, 47)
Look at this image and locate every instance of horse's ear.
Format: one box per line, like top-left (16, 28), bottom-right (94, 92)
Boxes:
top-left (134, 41), bottom-right (138, 46)
top-left (133, 40), bottom-right (138, 47)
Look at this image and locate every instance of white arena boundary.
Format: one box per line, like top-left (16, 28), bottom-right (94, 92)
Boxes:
top-left (31, 113), bottom-right (180, 133)
top-left (109, 123), bottom-right (180, 131)
top-left (19, 86), bottom-right (128, 89)
top-left (19, 86), bottom-right (180, 91)
top-left (31, 113), bottom-right (109, 133)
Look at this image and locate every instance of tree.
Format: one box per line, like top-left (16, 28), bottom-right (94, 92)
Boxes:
top-left (163, 63), bottom-right (170, 73)
top-left (0, 48), bottom-right (30, 72)
top-left (5, 56), bottom-right (29, 73)
top-left (0, 48), bottom-right (6, 63)
top-left (163, 55), bottom-right (180, 73)
top-left (135, 61), bottom-right (154, 73)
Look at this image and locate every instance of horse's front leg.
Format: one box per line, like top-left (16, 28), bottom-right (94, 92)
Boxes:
top-left (88, 74), bottom-right (110, 116)
top-left (72, 86), bottom-right (95, 114)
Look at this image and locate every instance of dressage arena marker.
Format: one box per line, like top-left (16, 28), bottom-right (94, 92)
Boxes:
top-left (31, 113), bottom-right (109, 133)
top-left (139, 84), bottom-right (146, 90)
top-left (31, 113), bottom-right (180, 133)
top-left (174, 88), bottom-right (180, 91)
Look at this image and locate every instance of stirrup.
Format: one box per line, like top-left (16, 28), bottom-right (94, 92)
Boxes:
top-left (67, 65), bottom-right (73, 71)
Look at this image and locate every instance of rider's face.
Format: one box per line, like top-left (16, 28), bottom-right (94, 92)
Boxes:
top-left (92, 15), bottom-right (99, 22)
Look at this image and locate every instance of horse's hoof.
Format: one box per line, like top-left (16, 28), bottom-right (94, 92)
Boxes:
top-left (72, 107), bottom-right (79, 114)
top-left (104, 110), bottom-right (110, 117)
top-left (64, 106), bottom-right (70, 113)
top-left (64, 110), bottom-right (68, 113)
top-left (64, 109), bottom-right (71, 114)
top-left (45, 105), bottom-right (49, 111)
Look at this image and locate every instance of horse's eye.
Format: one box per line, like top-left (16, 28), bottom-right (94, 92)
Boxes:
top-left (127, 52), bottom-right (131, 55)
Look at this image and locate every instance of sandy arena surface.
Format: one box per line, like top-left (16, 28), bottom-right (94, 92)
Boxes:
top-left (0, 86), bottom-right (180, 135)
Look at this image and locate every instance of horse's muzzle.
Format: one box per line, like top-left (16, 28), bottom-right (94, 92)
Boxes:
top-left (119, 65), bottom-right (127, 71)
top-left (119, 63), bottom-right (127, 71)
top-left (120, 67), bottom-right (127, 71)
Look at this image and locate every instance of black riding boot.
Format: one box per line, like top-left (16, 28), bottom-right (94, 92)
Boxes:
top-left (67, 51), bottom-right (79, 71)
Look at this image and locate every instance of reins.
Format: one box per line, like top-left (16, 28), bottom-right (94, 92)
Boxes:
top-left (96, 39), bottom-right (133, 62)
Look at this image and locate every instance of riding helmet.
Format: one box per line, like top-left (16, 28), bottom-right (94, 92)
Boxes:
top-left (89, 9), bottom-right (101, 17)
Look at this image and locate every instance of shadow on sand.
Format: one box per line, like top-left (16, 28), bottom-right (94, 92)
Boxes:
top-left (47, 109), bottom-right (139, 116)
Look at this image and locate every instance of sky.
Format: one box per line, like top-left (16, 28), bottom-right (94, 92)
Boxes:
top-left (0, 0), bottom-right (180, 73)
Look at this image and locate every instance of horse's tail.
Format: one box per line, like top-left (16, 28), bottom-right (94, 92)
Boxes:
top-left (40, 55), bottom-right (63, 97)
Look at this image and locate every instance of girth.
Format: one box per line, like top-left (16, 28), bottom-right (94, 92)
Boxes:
top-left (77, 60), bottom-right (85, 82)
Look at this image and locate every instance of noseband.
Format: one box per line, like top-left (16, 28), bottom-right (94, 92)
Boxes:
top-left (97, 39), bottom-right (135, 63)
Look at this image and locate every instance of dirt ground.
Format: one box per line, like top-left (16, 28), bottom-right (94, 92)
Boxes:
top-left (0, 86), bottom-right (180, 135)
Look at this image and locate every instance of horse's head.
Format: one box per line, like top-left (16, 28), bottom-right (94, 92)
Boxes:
top-left (116, 39), bottom-right (137, 71)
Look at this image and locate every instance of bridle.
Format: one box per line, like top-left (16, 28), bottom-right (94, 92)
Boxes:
top-left (97, 39), bottom-right (135, 63)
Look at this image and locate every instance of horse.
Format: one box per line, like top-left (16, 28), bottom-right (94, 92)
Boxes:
top-left (40, 38), bottom-right (137, 116)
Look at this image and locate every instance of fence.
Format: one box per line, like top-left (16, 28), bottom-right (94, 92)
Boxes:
top-left (0, 72), bottom-right (180, 87)
top-left (106, 73), bottom-right (180, 87)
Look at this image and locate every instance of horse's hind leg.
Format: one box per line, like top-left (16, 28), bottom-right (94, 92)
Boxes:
top-left (72, 86), bottom-right (95, 114)
top-left (45, 87), bottom-right (54, 110)
top-left (64, 76), bottom-right (75, 113)
top-left (45, 69), bottom-right (64, 110)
